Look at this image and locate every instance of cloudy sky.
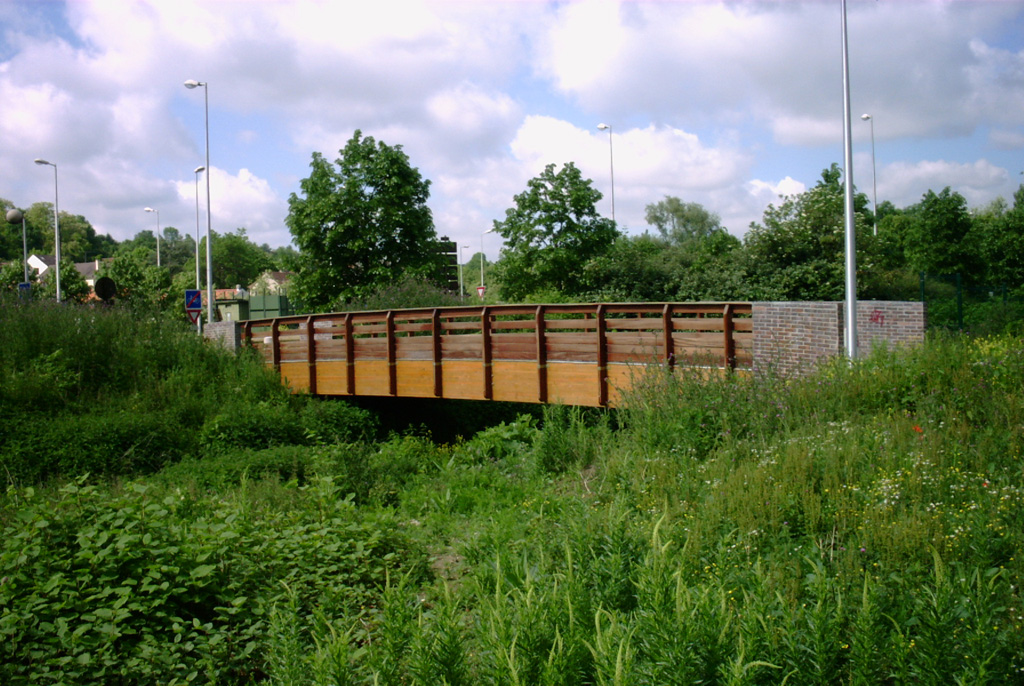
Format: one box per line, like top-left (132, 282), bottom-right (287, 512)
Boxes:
top-left (2, 0), bottom-right (1023, 259)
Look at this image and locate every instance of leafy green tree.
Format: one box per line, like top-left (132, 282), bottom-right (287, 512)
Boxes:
top-left (973, 186), bottom-right (1024, 286)
top-left (644, 196), bottom-right (725, 245)
top-left (97, 246), bottom-right (172, 308)
top-left (902, 187), bottom-right (978, 278)
top-left (211, 228), bottom-right (275, 290)
top-left (158, 227), bottom-right (198, 278)
top-left (21, 203), bottom-right (114, 263)
top-left (37, 258), bottom-right (91, 303)
top-left (270, 244), bottom-right (302, 273)
top-left (286, 130), bottom-right (443, 310)
top-left (744, 164), bottom-right (872, 300)
top-left (0, 259), bottom-right (37, 294)
top-left (492, 162), bottom-right (620, 301)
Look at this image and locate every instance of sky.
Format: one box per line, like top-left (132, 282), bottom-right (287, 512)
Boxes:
top-left (1, 0), bottom-right (1023, 261)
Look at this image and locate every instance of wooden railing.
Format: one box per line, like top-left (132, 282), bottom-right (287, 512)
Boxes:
top-left (244, 302), bottom-right (753, 407)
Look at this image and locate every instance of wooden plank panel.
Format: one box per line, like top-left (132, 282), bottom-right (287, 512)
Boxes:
top-left (544, 319), bottom-right (598, 331)
top-left (280, 362), bottom-right (311, 393)
top-left (547, 363), bottom-right (599, 406)
top-left (315, 361), bottom-right (352, 395)
top-left (354, 360), bottom-right (391, 396)
top-left (353, 338), bottom-right (388, 360)
top-left (315, 339), bottom-right (347, 362)
top-left (492, 361), bottom-right (541, 403)
top-left (442, 335), bottom-right (484, 359)
top-left (673, 319), bottom-right (726, 332)
top-left (440, 360), bottom-right (485, 400)
top-left (603, 318), bottom-right (667, 332)
top-left (395, 361), bottom-right (436, 398)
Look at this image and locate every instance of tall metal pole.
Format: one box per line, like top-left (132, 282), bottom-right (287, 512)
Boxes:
top-left (145, 207), bottom-right (160, 266)
top-left (34, 159), bottom-right (60, 302)
top-left (458, 244), bottom-right (469, 300)
top-left (597, 123), bottom-right (615, 223)
top-left (185, 80), bottom-right (214, 323)
top-left (861, 113), bottom-right (878, 236)
top-left (194, 167), bottom-right (204, 291)
top-left (194, 165), bottom-right (206, 334)
top-left (841, 0), bottom-right (858, 360)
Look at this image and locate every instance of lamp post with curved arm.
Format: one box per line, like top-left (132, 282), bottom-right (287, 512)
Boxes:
top-left (144, 207), bottom-right (160, 266)
top-left (34, 159), bottom-right (60, 302)
top-left (193, 166), bottom-right (205, 292)
top-left (861, 113), bottom-right (877, 236)
top-left (597, 123), bottom-right (615, 223)
top-left (185, 79), bottom-right (214, 323)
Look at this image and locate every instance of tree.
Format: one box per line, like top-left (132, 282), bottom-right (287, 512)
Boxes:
top-left (902, 187), bottom-right (977, 278)
top-left (973, 186), bottom-right (1024, 286)
top-left (492, 162), bottom-right (620, 301)
top-left (37, 257), bottom-right (91, 303)
top-left (211, 229), bottom-right (275, 290)
top-left (97, 247), bottom-right (172, 309)
top-left (644, 196), bottom-right (725, 245)
top-left (286, 130), bottom-right (442, 310)
top-left (744, 164), bottom-right (872, 301)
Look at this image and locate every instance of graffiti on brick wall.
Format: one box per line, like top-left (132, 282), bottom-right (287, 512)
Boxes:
top-left (869, 309), bottom-right (885, 326)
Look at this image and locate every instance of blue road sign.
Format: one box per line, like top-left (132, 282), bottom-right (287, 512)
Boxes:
top-left (185, 289), bottom-right (202, 311)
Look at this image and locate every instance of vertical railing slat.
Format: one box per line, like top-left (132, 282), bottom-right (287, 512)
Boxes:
top-left (723, 303), bottom-right (735, 370)
top-left (271, 319), bottom-right (281, 373)
top-left (481, 307), bottom-right (493, 400)
top-left (597, 304), bottom-right (608, 407)
top-left (536, 305), bottom-right (547, 403)
top-left (306, 315), bottom-right (317, 395)
top-left (386, 311), bottom-right (397, 396)
top-left (662, 304), bottom-right (675, 369)
top-left (344, 313), bottom-right (355, 395)
top-left (432, 309), bottom-right (442, 397)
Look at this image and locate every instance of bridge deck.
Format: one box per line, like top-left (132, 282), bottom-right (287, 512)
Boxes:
top-left (244, 302), bottom-right (752, 407)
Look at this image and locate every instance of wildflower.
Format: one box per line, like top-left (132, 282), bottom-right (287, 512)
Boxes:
top-left (913, 425), bottom-right (923, 434)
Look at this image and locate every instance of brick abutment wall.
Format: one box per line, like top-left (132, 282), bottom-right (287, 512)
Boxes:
top-left (752, 301), bottom-right (926, 376)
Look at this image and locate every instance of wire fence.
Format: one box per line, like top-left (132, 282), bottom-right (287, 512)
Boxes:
top-left (920, 273), bottom-right (1024, 335)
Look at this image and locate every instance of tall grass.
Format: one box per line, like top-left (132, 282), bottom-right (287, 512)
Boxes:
top-left (2, 297), bottom-right (1022, 683)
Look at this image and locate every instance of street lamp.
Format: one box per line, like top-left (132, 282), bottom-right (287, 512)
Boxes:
top-left (194, 166), bottom-right (205, 292)
top-left (860, 113), bottom-right (878, 236)
top-left (34, 158), bottom-right (61, 302)
top-left (597, 123), bottom-right (615, 223)
top-left (184, 79), bottom-right (214, 323)
top-left (144, 207), bottom-right (160, 266)
top-left (458, 244), bottom-right (470, 300)
top-left (480, 228), bottom-right (494, 298)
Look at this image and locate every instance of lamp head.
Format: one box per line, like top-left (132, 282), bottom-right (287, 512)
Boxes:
top-left (184, 79), bottom-right (203, 89)
top-left (145, 207), bottom-right (156, 213)
top-left (861, 113), bottom-right (871, 121)
top-left (34, 158), bottom-right (52, 166)
top-left (597, 123), bottom-right (610, 131)
top-left (194, 165), bottom-right (205, 173)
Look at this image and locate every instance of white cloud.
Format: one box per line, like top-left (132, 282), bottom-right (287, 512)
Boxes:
top-left (881, 159), bottom-right (1009, 208)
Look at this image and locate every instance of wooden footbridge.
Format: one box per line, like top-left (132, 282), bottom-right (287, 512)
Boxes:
top-left (244, 302), bottom-right (752, 408)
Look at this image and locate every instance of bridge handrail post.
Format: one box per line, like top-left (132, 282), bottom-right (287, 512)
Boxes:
top-left (344, 313), bottom-right (355, 395)
top-left (305, 315), bottom-right (317, 395)
top-left (723, 303), bottom-right (736, 370)
top-left (662, 304), bottom-right (675, 369)
top-left (481, 307), bottom-right (493, 400)
top-left (431, 309), bottom-right (442, 397)
top-left (597, 304), bottom-right (608, 406)
top-left (386, 311), bottom-right (397, 396)
top-left (271, 319), bottom-right (281, 372)
top-left (535, 305), bottom-right (547, 403)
